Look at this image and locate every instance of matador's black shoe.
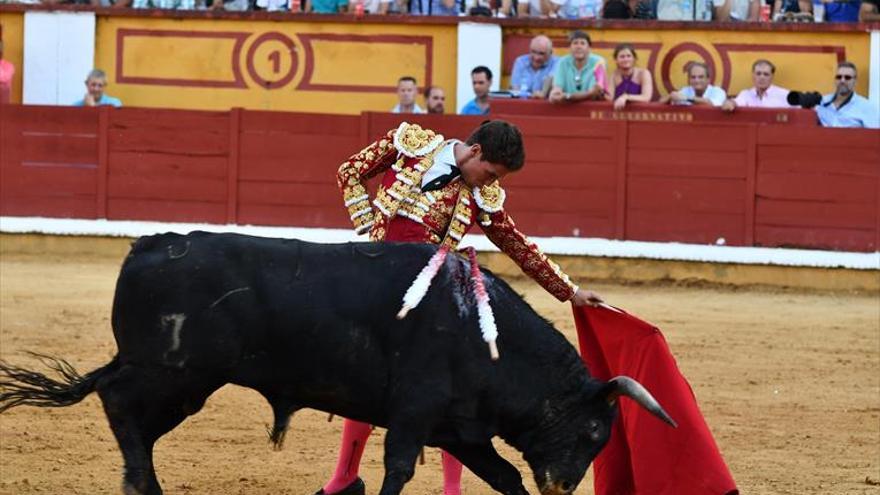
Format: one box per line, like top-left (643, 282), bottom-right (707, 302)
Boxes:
top-left (313, 478), bottom-right (366, 495)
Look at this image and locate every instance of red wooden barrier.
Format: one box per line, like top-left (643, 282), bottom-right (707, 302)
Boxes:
top-left (1, 104), bottom-right (877, 252)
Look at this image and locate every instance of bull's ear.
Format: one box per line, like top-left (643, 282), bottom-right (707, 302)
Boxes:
top-left (602, 376), bottom-right (678, 428)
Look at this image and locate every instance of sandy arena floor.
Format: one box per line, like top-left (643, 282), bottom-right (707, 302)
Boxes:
top-left (0, 248), bottom-right (878, 495)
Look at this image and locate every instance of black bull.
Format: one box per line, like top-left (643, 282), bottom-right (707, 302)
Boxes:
top-left (0, 232), bottom-right (674, 495)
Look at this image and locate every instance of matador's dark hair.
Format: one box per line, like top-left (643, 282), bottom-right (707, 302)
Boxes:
top-left (465, 120), bottom-right (525, 171)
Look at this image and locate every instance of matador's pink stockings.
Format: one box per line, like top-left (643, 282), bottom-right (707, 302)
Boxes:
top-left (323, 419), bottom-right (464, 495)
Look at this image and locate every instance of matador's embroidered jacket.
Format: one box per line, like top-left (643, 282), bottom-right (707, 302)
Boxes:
top-left (337, 122), bottom-right (578, 301)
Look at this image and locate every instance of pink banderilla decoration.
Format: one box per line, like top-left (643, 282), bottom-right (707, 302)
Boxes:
top-left (395, 245), bottom-right (500, 360)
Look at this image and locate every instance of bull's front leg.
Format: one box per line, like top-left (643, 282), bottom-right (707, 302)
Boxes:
top-left (377, 425), bottom-right (429, 495)
top-left (444, 443), bottom-right (530, 495)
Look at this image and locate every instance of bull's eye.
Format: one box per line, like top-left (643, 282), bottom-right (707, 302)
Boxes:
top-left (587, 420), bottom-right (602, 440)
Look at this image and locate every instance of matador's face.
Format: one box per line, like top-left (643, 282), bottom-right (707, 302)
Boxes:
top-left (460, 148), bottom-right (512, 188)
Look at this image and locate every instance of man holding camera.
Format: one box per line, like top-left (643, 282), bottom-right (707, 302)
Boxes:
top-left (815, 62), bottom-right (878, 129)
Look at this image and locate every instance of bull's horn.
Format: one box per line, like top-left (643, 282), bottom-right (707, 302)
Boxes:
top-left (608, 376), bottom-right (677, 428)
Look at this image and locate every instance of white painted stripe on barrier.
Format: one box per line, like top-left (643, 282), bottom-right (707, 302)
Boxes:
top-left (1, 216), bottom-right (878, 270)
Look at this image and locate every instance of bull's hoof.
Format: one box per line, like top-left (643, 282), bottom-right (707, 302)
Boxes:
top-left (314, 478), bottom-right (365, 495)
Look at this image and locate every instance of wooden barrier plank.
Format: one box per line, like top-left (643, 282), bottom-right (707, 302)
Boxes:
top-left (1, 197), bottom-right (97, 219)
top-left (503, 161), bottom-right (615, 189)
top-left (615, 121), bottom-right (628, 240)
top-left (758, 125), bottom-right (880, 148)
top-left (238, 133), bottom-right (360, 182)
top-left (756, 198), bottom-right (874, 229)
top-left (109, 128), bottom-right (229, 156)
top-left (242, 111), bottom-right (361, 135)
top-left (19, 134), bottom-right (97, 166)
top-left (8, 105), bottom-right (99, 135)
top-left (97, 107), bottom-right (109, 218)
top-left (505, 187), bottom-right (616, 215)
top-left (757, 172), bottom-right (876, 203)
top-left (108, 198), bottom-right (226, 224)
top-left (237, 204), bottom-right (350, 228)
top-left (238, 181), bottom-right (343, 207)
top-left (494, 211), bottom-right (617, 239)
top-left (628, 149), bottom-right (746, 178)
top-left (524, 135), bottom-right (617, 164)
top-left (108, 175), bottom-right (227, 202)
top-left (510, 118), bottom-right (617, 139)
top-left (755, 224), bottom-right (876, 251)
top-left (4, 166), bottom-right (97, 196)
top-left (744, 124), bottom-right (757, 246)
top-left (109, 152), bottom-right (228, 179)
top-left (628, 176), bottom-right (746, 214)
top-left (626, 209), bottom-right (744, 245)
top-left (629, 123), bottom-right (750, 152)
top-left (109, 109), bottom-right (229, 156)
top-left (627, 176), bottom-right (745, 244)
top-left (758, 145), bottom-right (880, 174)
top-left (227, 108), bottom-right (241, 225)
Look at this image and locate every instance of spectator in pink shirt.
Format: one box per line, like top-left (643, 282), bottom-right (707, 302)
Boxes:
top-left (722, 59), bottom-right (791, 112)
top-left (0, 41), bottom-right (15, 104)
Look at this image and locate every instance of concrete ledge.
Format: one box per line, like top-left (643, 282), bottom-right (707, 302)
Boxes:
top-left (3, 233), bottom-right (876, 292)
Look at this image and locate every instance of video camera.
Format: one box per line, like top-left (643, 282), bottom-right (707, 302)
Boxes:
top-left (786, 91), bottom-right (824, 109)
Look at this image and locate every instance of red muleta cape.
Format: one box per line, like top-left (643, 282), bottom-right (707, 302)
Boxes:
top-left (572, 305), bottom-right (738, 495)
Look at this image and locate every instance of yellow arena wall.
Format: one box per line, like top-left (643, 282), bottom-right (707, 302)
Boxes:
top-left (0, 12), bottom-right (24, 104)
top-left (95, 16), bottom-right (458, 114)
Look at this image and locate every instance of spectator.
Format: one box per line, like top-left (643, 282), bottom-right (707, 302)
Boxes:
top-left (823, 0), bottom-right (861, 20)
top-left (548, 0), bottom-right (602, 17)
top-left (603, 0), bottom-right (634, 17)
top-left (0, 41), bottom-right (14, 105)
top-left (351, 0), bottom-right (392, 13)
top-left (632, 0), bottom-right (658, 17)
top-left (816, 62), bottom-right (878, 128)
top-left (860, 0), bottom-right (880, 19)
top-left (465, 0), bottom-right (514, 15)
top-left (306, 0), bottom-right (348, 13)
top-left (508, 35), bottom-right (558, 99)
top-left (255, 0), bottom-right (289, 10)
top-left (73, 69), bottom-right (122, 108)
top-left (516, 0), bottom-right (545, 15)
top-left (722, 59), bottom-right (790, 111)
top-left (409, 0), bottom-right (460, 15)
top-left (714, 0), bottom-right (759, 20)
top-left (131, 0), bottom-right (196, 8)
top-left (659, 62), bottom-right (726, 107)
top-left (392, 76), bottom-right (425, 114)
top-left (460, 66), bottom-right (492, 115)
top-left (609, 43), bottom-right (653, 110)
top-left (424, 85), bottom-right (446, 114)
top-left (773, 0), bottom-right (810, 17)
top-left (548, 30), bottom-right (607, 104)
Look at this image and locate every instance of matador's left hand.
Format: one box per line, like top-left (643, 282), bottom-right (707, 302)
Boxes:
top-left (571, 288), bottom-right (604, 307)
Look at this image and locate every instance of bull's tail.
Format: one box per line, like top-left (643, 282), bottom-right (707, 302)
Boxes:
top-left (0, 353), bottom-right (119, 413)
